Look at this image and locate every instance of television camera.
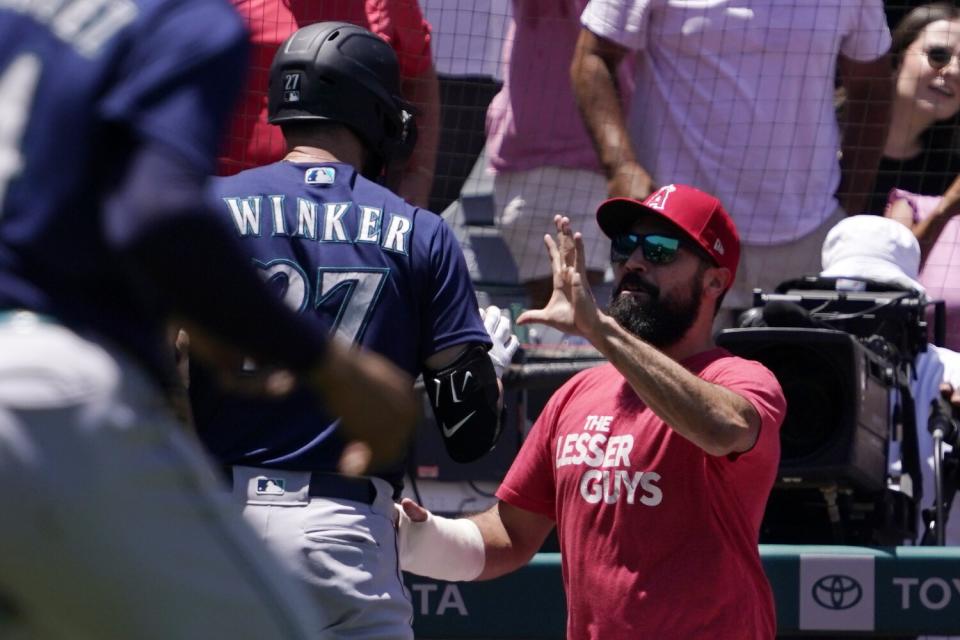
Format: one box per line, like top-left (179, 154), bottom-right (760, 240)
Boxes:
top-left (717, 276), bottom-right (944, 545)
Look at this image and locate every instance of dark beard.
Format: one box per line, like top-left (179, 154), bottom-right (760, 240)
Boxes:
top-left (607, 271), bottom-right (703, 348)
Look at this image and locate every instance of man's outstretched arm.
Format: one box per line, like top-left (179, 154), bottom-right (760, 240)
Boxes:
top-left (396, 499), bottom-right (554, 581)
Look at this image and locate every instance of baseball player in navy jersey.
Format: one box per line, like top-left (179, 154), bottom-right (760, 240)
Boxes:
top-left (0, 4), bottom-right (419, 639)
top-left (186, 22), bottom-right (518, 639)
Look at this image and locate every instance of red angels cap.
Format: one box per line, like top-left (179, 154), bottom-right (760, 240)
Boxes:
top-left (596, 184), bottom-right (740, 282)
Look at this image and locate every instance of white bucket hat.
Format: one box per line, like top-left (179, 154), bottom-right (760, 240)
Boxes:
top-left (820, 215), bottom-right (926, 296)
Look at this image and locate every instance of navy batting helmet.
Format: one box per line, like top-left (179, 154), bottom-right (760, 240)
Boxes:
top-left (268, 22), bottom-right (416, 174)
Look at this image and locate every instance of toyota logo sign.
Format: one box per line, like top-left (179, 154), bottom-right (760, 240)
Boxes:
top-left (812, 574), bottom-right (863, 610)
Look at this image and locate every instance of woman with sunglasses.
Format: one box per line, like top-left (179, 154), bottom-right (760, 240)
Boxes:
top-left (866, 3), bottom-right (960, 216)
top-left (874, 4), bottom-right (960, 352)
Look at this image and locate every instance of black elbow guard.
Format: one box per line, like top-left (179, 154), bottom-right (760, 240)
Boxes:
top-left (424, 344), bottom-right (503, 463)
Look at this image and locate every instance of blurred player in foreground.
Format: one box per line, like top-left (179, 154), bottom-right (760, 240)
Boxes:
top-left (397, 185), bottom-right (786, 639)
top-left (187, 22), bottom-right (517, 639)
top-left (0, 3), bottom-right (417, 639)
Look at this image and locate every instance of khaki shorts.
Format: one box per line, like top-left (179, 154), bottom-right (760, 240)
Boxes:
top-left (493, 166), bottom-right (609, 282)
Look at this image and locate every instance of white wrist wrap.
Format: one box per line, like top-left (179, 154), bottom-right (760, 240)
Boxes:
top-left (395, 505), bottom-right (485, 581)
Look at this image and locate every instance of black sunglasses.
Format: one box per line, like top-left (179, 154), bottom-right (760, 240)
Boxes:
top-left (610, 233), bottom-right (683, 264)
top-left (926, 45), bottom-right (959, 71)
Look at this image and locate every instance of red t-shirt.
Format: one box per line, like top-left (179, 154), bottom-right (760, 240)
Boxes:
top-left (221, 0), bottom-right (433, 175)
top-left (497, 348), bottom-right (785, 640)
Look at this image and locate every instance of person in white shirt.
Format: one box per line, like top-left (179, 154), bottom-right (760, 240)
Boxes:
top-left (571, 0), bottom-right (894, 321)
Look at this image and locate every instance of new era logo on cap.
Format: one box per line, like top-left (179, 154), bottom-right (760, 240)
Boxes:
top-left (595, 184), bottom-right (741, 283)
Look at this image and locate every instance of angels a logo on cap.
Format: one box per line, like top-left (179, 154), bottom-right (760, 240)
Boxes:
top-left (645, 184), bottom-right (677, 211)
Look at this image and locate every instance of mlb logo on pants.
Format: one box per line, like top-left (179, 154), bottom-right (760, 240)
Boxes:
top-left (256, 478), bottom-right (286, 495)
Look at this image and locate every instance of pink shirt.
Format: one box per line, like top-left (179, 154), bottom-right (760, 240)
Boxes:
top-left (892, 189), bottom-right (960, 352)
top-left (498, 350), bottom-right (785, 640)
top-left (485, 0), bottom-right (633, 174)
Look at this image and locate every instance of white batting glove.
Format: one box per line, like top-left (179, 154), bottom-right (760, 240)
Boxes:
top-left (479, 305), bottom-right (519, 379)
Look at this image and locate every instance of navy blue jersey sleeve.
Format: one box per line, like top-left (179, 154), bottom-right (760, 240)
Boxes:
top-left (99, 1), bottom-right (249, 174)
top-left (421, 217), bottom-right (491, 359)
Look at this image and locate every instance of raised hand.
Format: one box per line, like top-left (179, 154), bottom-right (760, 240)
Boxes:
top-left (517, 215), bottom-right (601, 340)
